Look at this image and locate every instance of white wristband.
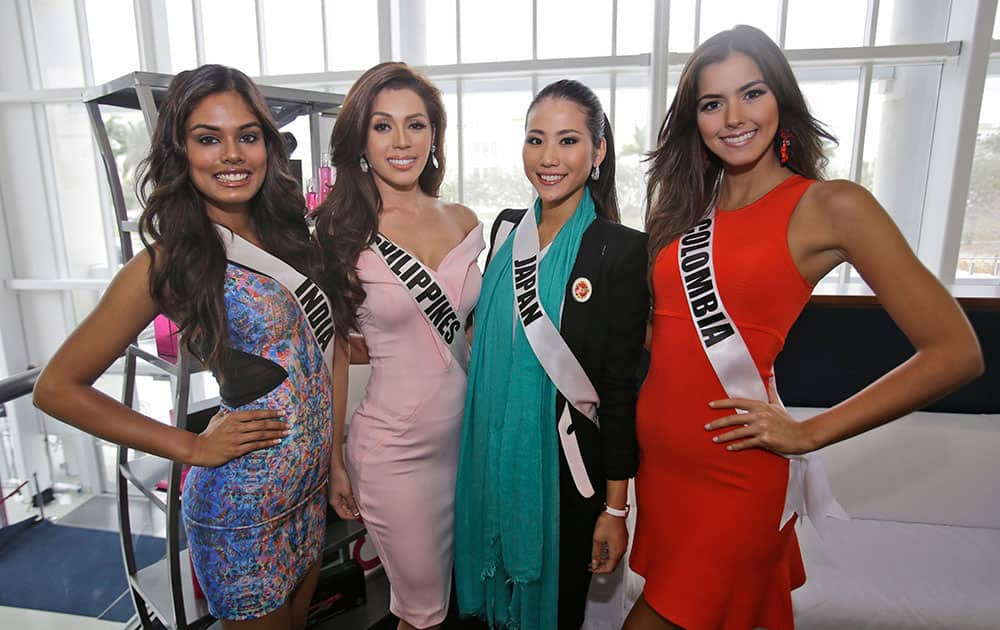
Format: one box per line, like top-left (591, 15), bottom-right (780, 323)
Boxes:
top-left (604, 503), bottom-right (630, 518)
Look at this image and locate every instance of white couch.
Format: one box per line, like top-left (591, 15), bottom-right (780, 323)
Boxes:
top-left (789, 407), bottom-right (1000, 629)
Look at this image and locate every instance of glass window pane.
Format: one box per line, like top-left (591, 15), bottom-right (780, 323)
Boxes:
top-left (398, 0), bottom-right (457, 65)
top-left (460, 77), bottom-right (535, 226)
top-left (202, 0), bottom-right (260, 76)
top-left (537, 0), bottom-right (612, 59)
top-left (30, 0), bottom-right (85, 88)
top-left (85, 0), bottom-right (140, 84)
top-left (784, 0), bottom-right (867, 49)
top-left (613, 73), bottom-right (649, 230)
top-left (699, 0), bottom-right (780, 45)
top-left (875, 0), bottom-right (949, 46)
top-left (958, 70), bottom-right (1000, 280)
top-left (669, 0), bottom-right (697, 52)
top-left (47, 104), bottom-right (113, 279)
top-left (262, 0), bottom-right (324, 75)
top-left (165, 0), bottom-right (197, 72)
top-left (438, 81), bottom-right (459, 203)
top-left (796, 69), bottom-right (859, 182)
top-left (994, 7), bottom-right (1000, 39)
top-left (616, 0), bottom-right (653, 55)
top-left (324, 0), bottom-right (380, 71)
top-left (460, 0), bottom-right (532, 63)
top-left (864, 64), bottom-right (941, 248)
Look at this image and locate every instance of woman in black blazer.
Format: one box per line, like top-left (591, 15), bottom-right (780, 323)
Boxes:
top-left (455, 79), bottom-right (649, 630)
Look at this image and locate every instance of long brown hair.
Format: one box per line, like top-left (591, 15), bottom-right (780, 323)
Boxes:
top-left (645, 25), bottom-right (837, 266)
top-left (527, 79), bottom-right (620, 222)
top-left (137, 64), bottom-right (316, 368)
top-left (314, 62), bottom-right (446, 334)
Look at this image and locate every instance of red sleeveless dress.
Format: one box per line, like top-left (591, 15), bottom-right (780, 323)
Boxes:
top-left (631, 175), bottom-right (815, 629)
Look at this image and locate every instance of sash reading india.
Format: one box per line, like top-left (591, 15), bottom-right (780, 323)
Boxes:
top-left (215, 226), bottom-right (334, 371)
top-left (511, 209), bottom-right (600, 498)
top-left (370, 234), bottom-right (469, 372)
top-left (679, 214), bottom-right (847, 533)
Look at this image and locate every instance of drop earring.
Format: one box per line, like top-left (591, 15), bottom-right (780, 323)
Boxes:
top-left (431, 144), bottom-right (439, 169)
top-left (360, 155), bottom-right (369, 173)
top-left (779, 129), bottom-right (792, 165)
top-left (590, 164), bottom-right (600, 180)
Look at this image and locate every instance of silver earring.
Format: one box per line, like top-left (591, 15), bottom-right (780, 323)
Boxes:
top-left (431, 145), bottom-right (439, 169)
top-left (590, 164), bottom-right (599, 180)
top-left (360, 156), bottom-right (369, 173)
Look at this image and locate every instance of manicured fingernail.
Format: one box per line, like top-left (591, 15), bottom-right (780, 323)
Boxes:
top-left (272, 439), bottom-right (281, 445)
top-left (712, 436), bottom-right (719, 443)
top-left (704, 423), bottom-right (711, 430)
top-left (726, 445), bottom-right (734, 451)
top-left (283, 430), bottom-right (292, 436)
top-left (708, 401), bottom-right (717, 407)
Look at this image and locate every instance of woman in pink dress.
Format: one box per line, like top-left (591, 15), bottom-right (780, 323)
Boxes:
top-left (314, 62), bottom-right (483, 630)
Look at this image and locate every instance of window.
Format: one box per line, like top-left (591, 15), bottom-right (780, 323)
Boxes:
top-left (324, 0), bottom-right (380, 71)
top-left (785, 0), bottom-right (868, 49)
top-left (537, 0), bottom-right (613, 59)
top-left (959, 68), bottom-right (1000, 279)
top-left (459, 0), bottom-right (533, 63)
top-left (85, 0), bottom-right (140, 84)
top-left (201, 0), bottom-right (260, 75)
top-left (699, 0), bottom-right (780, 44)
top-left (261, 0), bottom-right (325, 75)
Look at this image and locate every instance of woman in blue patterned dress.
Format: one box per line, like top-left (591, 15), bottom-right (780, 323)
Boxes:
top-left (34, 65), bottom-right (343, 629)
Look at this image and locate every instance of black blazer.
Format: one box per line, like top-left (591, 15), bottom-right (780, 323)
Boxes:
top-left (487, 209), bottom-right (649, 504)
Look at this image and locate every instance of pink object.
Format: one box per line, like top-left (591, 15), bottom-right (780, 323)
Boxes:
top-left (153, 315), bottom-right (179, 359)
top-left (306, 178), bottom-right (319, 215)
top-left (344, 224), bottom-right (483, 625)
top-left (317, 153), bottom-right (334, 204)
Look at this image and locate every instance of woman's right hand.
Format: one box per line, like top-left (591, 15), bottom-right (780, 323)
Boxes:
top-left (189, 408), bottom-right (289, 467)
top-left (329, 463), bottom-right (360, 520)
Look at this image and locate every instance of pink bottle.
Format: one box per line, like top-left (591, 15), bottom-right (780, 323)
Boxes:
top-left (306, 178), bottom-right (319, 214)
top-left (317, 153), bottom-right (334, 204)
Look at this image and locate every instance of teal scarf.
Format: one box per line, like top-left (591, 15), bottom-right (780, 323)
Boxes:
top-left (455, 189), bottom-right (596, 629)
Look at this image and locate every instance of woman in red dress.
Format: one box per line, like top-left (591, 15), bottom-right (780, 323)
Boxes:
top-left (625, 25), bottom-right (983, 630)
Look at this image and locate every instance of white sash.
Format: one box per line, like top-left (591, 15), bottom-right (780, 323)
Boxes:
top-left (511, 208), bottom-right (600, 498)
top-left (215, 225), bottom-right (335, 371)
top-left (370, 234), bottom-right (469, 372)
top-left (678, 213), bottom-right (847, 534)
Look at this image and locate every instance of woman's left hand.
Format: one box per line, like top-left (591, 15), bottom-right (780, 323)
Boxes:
top-left (590, 512), bottom-right (628, 574)
top-left (706, 379), bottom-right (816, 455)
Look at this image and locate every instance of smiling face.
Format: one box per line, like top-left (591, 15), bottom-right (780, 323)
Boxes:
top-left (185, 90), bottom-right (267, 220)
top-left (364, 87), bottom-right (433, 193)
top-left (696, 52), bottom-right (781, 172)
top-left (522, 97), bottom-right (606, 213)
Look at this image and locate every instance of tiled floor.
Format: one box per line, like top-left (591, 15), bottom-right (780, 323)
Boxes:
top-left (0, 490), bottom-right (165, 629)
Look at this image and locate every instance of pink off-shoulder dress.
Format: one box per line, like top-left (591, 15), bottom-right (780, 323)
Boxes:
top-left (345, 224), bottom-right (484, 627)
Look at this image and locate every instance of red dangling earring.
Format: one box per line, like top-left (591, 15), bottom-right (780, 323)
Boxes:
top-left (779, 129), bottom-right (792, 165)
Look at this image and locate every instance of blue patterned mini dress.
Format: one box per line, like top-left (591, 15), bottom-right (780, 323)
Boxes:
top-left (182, 262), bottom-right (332, 621)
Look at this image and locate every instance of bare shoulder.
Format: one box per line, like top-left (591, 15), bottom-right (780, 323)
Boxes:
top-left (801, 179), bottom-right (883, 222)
top-left (441, 200), bottom-right (481, 233)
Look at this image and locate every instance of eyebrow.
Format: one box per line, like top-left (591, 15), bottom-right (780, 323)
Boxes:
top-left (525, 128), bottom-right (583, 136)
top-left (370, 111), bottom-right (429, 120)
top-left (189, 121), bottom-right (262, 132)
top-left (697, 79), bottom-right (767, 102)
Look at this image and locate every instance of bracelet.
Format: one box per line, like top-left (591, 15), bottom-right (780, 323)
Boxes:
top-left (604, 503), bottom-right (630, 518)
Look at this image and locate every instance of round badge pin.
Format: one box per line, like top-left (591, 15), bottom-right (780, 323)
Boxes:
top-left (572, 277), bottom-right (592, 303)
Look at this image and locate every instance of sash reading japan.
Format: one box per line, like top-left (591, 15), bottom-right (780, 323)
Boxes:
top-left (511, 208), bottom-right (600, 498)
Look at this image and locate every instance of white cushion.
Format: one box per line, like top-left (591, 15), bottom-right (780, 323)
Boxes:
top-left (793, 517), bottom-right (1000, 629)
top-left (786, 408), bottom-right (1000, 528)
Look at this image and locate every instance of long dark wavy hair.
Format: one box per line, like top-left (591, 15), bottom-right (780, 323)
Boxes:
top-left (137, 64), bottom-right (315, 368)
top-left (527, 79), bottom-right (620, 222)
top-left (314, 62), bottom-right (446, 334)
top-left (645, 25), bottom-right (837, 266)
